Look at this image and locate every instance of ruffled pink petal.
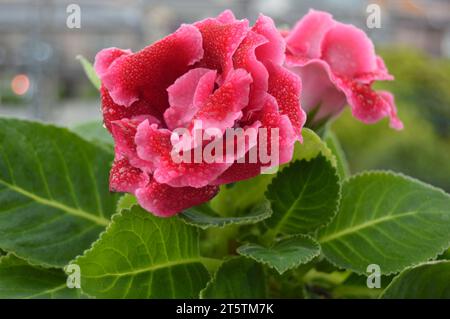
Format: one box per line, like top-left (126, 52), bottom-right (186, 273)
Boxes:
top-left (110, 116), bottom-right (159, 170)
top-left (287, 59), bottom-right (346, 118)
top-left (321, 23), bottom-right (377, 78)
top-left (101, 86), bottom-right (161, 133)
top-left (214, 95), bottom-right (296, 185)
top-left (195, 16), bottom-right (249, 76)
top-left (99, 24), bottom-right (203, 112)
top-left (355, 56), bottom-right (395, 83)
top-left (192, 68), bottom-right (252, 134)
top-left (252, 14), bottom-right (286, 65)
top-left (375, 56), bottom-right (395, 80)
top-left (286, 55), bottom-right (401, 128)
top-left (164, 68), bottom-right (217, 130)
top-left (338, 79), bottom-right (403, 130)
top-left (135, 177), bottom-right (218, 217)
top-left (286, 9), bottom-right (335, 59)
top-left (109, 158), bottom-right (149, 193)
top-left (216, 9), bottom-right (237, 24)
top-left (233, 31), bottom-right (269, 110)
top-left (135, 120), bottom-right (230, 188)
top-left (193, 70), bottom-right (218, 108)
top-left (267, 62), bottom-right (305, 139)
top-left (94, 48), bottom-right (132, 78)
top-left (135, 121), bottom-right (172, 167)
top-left (155, 148), bottom-right (229, 188)
top-left (379, 91), bottom-right (403, 130)
top-left (254, 94), bottom-right (296, 164)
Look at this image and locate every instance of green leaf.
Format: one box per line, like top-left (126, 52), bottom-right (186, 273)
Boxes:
top-left (331, 273), bottom-right (389, 299)
top-left (210, 128), bottom-right (336, 216)
top-left (74, 205), bottom-right (210, 298)
top-left (71, 121), bottom-right (113, 153)
top-left (292, 128), bottom-right (336, 166)
top-left (265, 157), bottom-right (340, 235)
top-left (76, 55), bottom-right (101, 90)
top-left (324, 129), bottom-right (350, 180)
top-left (438, 248), bottom-right (450, 260)
top-left (210, 175), bottom-right (273, 216)
top-left (0, 118), bottom-right (118, 267)
top-left (319, 171), bottom-right (450, 274)
top-left (181, 200), bottom-right (272, 229)
top-left (116, 194), bottom-right (138, 213)
top-left (237, 235), bottom-right (321, 274)
top-left (200, 257), bottom-right (266, 298)
top-left (381, 261), bottom-right (450, 299)
top-left (0, 254), bottom-right (83, 298)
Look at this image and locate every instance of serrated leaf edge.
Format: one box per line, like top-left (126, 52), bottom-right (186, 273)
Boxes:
top-left (69, 205), bottom-right (208, 298)
top-left (179, 200), bottom-right (273, 230)
top-left (0, 252), bottom-right (90, 299)
top-left (198, 256), bottom-right (259, 299)
top-left (320, 170), bottom-right (450, 276)
top-left (298, 128), bottom-right (337, 167)
top-left (379, 259), bottom-right (450, 299)
top-left (0, 117), bottom-right (115, 269)
top-left (237, 234), bottom-right (321, 275)
top-left (264, 156), bottom-right (342, 235)
top-left (67, 209), bottom-right (125, 299)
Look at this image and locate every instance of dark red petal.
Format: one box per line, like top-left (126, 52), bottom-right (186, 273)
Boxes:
top-left (212, 162), bottom-right (261, 185)
top-left (251, 94), bottom-right (296, 164)
top-left (195, 17), bottom-right (249, 75)
top-left (101, 86), bottom-right (162, 132)
top-left (110, 158), bottom-right (149, 193)
top-left (100, 24), bottom-right (203, 113)
top-left (267, 62), bottom-right (306, 139)
top-left (135, 177), bottom-right (218, 217)
top-left (233, 30), bottom-right (269, 110)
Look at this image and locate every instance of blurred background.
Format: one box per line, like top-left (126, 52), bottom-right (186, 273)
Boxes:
top-left (0, 0), bottom-right (449, 191)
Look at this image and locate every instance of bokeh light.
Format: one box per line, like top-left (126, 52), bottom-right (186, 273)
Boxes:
top-left (11, 74), bottom-right (30, 95)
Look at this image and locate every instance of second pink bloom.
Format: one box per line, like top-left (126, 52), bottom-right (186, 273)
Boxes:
top-left (285, 9), bottom-right (403, 129)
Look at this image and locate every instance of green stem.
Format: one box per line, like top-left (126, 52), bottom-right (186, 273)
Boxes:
top-left (303, 268), bottom-right (351, 285)
top-left (260, 229), bottom-right (277, 246)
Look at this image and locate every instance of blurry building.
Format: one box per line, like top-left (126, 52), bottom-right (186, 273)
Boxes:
top-left (376, 0), bottom-right (450, 56)
top-left (0, 0), bottom-right (449, 124)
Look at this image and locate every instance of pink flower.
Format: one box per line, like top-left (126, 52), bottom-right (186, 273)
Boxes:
top-left (285, 9), bottom-right (403, 129)
top-left (95, 10), bottom-right (305, 217)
